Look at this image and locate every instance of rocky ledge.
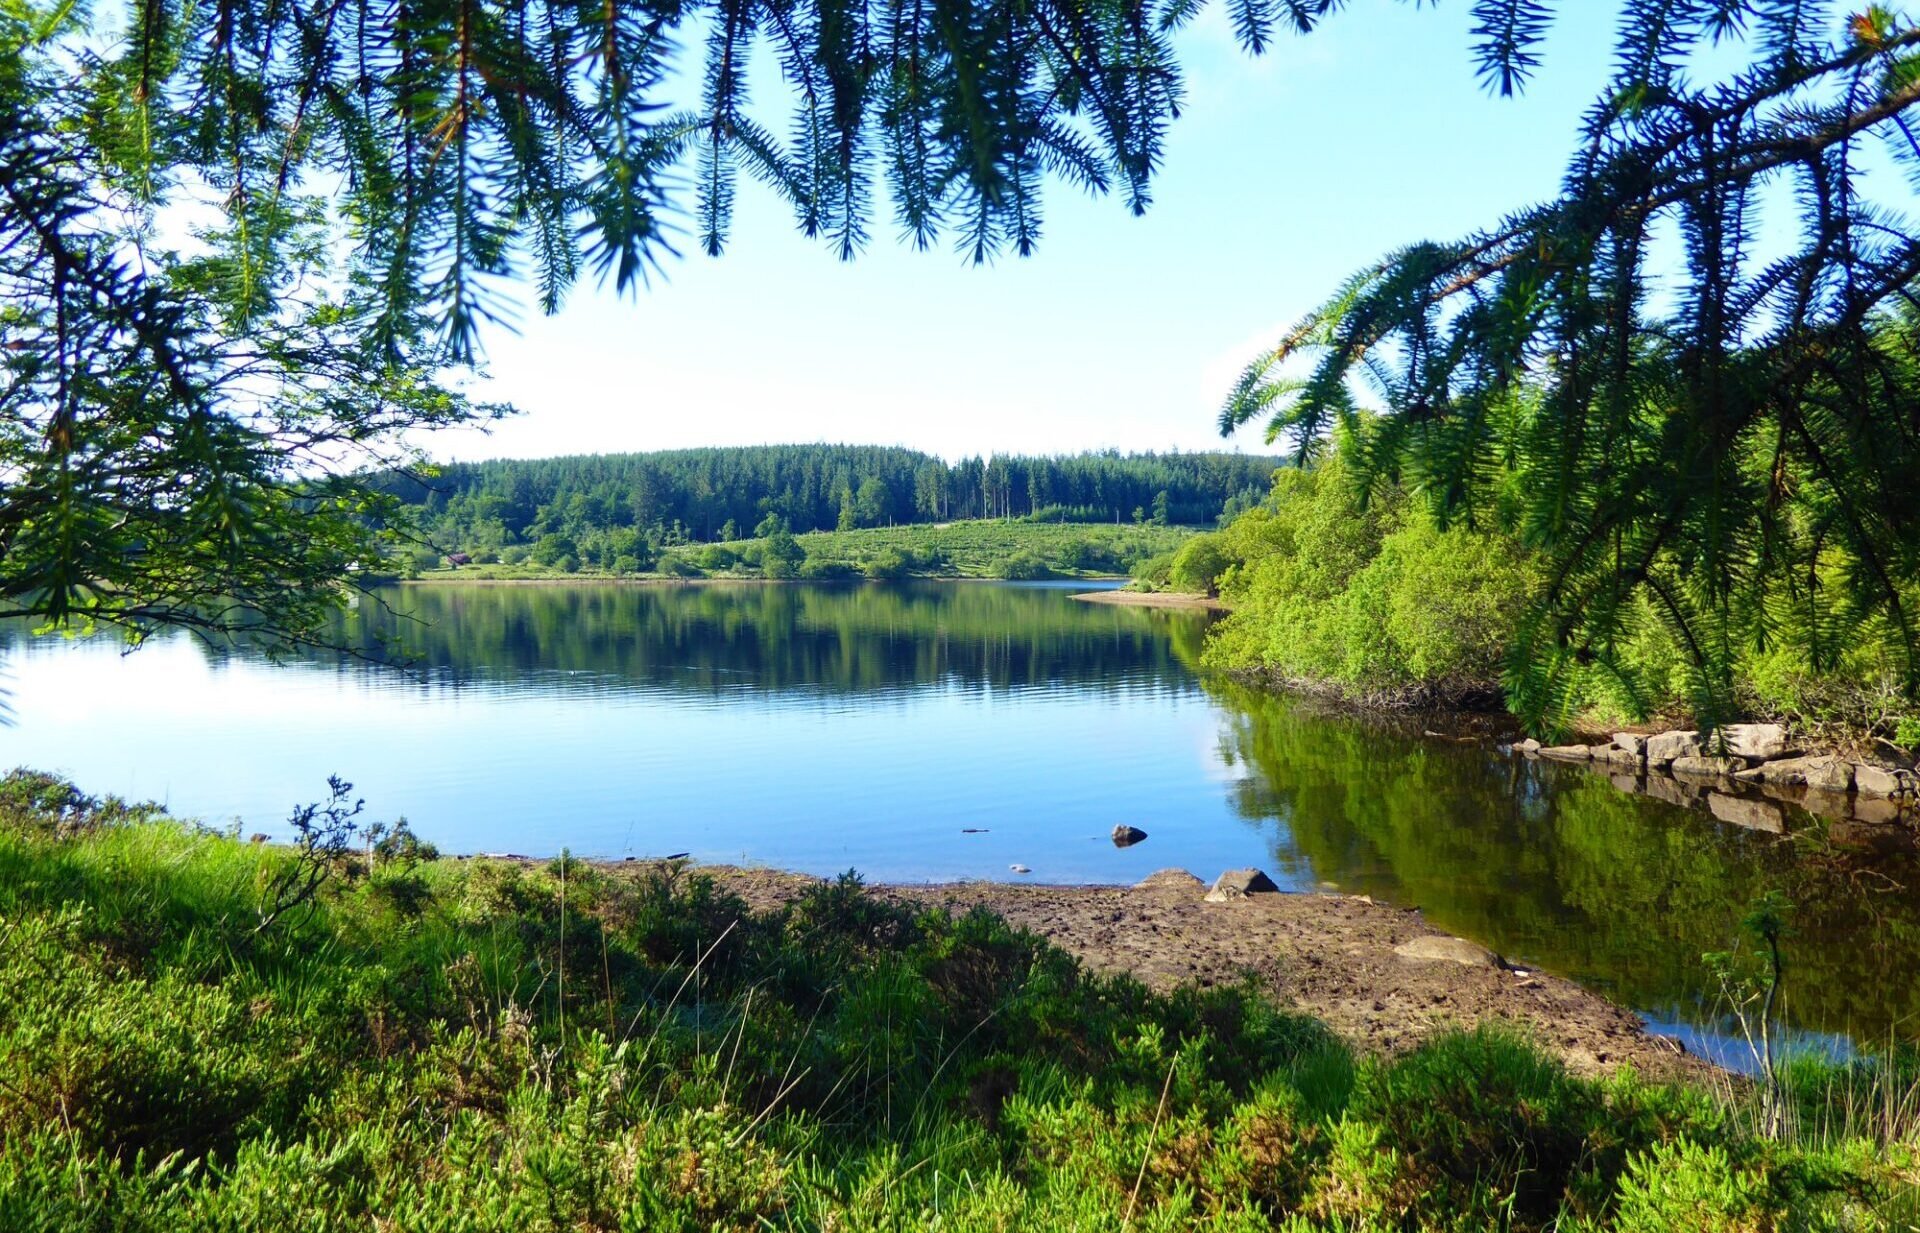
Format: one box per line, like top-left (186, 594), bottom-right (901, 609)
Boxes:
top-left (1516, 723), bottom-right (1919, 835)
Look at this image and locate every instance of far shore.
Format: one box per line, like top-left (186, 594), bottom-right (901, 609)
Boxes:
top-left (394, 572), bottom-right (1132, 587)
top-left (1070, 588), bottom-right (1229, 612)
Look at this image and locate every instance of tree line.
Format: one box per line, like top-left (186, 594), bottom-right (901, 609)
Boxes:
top-left (373, 446), bottom-right (1281, 555)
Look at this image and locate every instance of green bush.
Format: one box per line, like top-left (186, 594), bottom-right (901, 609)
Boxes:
top-left (992, 553), bottom-right (1053, 581)
top-left (797, 555), bottom-right (858, 580)
top-left (860, 548), bottom-right (912, 579)
top-left (0, 774), bottom-right (1900, 1232)
top-left (1168, 532), bottom-right (1233, 594)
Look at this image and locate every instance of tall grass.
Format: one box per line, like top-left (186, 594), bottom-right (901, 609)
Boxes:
top-left (0, 769), bottom-right (1913, 1231)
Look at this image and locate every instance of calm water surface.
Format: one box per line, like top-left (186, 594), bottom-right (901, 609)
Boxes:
top-left (4, 580), bottom-right (1917, 1058)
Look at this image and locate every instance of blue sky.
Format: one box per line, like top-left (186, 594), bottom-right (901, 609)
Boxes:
top-left (436, 1), bottom-right (1627, 462)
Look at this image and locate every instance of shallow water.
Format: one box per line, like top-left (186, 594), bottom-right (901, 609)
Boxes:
top-left (4, 579), bottom-right (1916, 1059)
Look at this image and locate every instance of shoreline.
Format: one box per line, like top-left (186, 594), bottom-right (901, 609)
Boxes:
top-left (1069, 588), bottom-right (1229, 612)
top-left (394, 572), bottom-right (1133, 587)
top-left (475, 853), bottom-right (1714, 1082)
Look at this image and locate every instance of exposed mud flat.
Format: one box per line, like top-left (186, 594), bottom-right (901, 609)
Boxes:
top-left (697, 864), bottom-right (1713, 1083)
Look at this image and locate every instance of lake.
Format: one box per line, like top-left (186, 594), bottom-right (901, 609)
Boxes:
top-left (5, 579), bottom-right (1917, 1062)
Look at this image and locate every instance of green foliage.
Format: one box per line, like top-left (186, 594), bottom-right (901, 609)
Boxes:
top-left (991, 553), bottom-right (1054, 581)
top-left (0, 773), bottom-right (1910, 1231)
top-left (1219, 11), bottom-right (1920, 732)
top-left (1169, 534), bottom-right (1234, 596)
top-left (1203, 447), bottom-right (1539, 705)
top-left (378, 446), bottom-right (1281, 554)
top-left (776, 520), bottom-right (1187, 581)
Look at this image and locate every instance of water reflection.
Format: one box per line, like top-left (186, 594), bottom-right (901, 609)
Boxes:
top-left (3, 580), bottom-right (1916, 1050)
top-left (1206, 682), bottom-right (1920, 1048)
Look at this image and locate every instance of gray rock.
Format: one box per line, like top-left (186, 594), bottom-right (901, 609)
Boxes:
top-left (1733, 754), bottom-right (1852, 792)
top-left (1609, 773), bottom-right (1642, 794)
top-left (1537, 744), bottom-right (1593, 761)
top-left (1800, 788), bottom-right (1853, 821)
top-left (1393, 935), bottom-right (1503, 968)
top-left (1596, 745), bottom-right (1644, 767)
top-left (1513, 738), bottom-right (1542, 754)
top-left (1135, 868), bottom-right (1205, 892)
top-left (1008, 864), bottom-right (1031, 874)
top-left (1111, 824), bottom-right (1149, 847)
top-left (1854, 763), bottom-right (1902, 798)
top-left (1642, 774), bottom-right (1706, 810)
top-left (1721, 723), bottom-right (1793, 760)
top-left (1612, 732), bottom-right (1648, 755)
top-left (1707, 792), bottom-right (1785, 833)
top-left (1671, 755), bottom-right (1745, 779)
top-left (1646, 730), bottom-right (1703, 766)
top-left (1851, 796), bottom-right (1903, 826)
top-left (1205, 868), bottom-right (1280, 902)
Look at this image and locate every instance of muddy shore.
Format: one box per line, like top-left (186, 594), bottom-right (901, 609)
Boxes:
top-left (666, 863), bottom-right (1714, 1083)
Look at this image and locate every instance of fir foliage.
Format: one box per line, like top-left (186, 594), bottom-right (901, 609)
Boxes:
top-left (1221, 3), bottom-right (1920, 732)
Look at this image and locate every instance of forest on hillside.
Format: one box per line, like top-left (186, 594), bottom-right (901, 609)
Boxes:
top-left (372, 446), bottom-right (1281, 557)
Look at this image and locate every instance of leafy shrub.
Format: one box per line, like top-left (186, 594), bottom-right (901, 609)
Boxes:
top-left (860, 548), bottom-right (912, 579)
top-left (1130, 549), bottom-right (1175, 591)
top-left (1168, 532), bottom-right (1233, 594)
top-left (690, 544), bottom-right (738, 571)
top-left (797, 555), bottom-right (858, 579)
top-left (992, 553), bottom-right (1052, 581)
top-left (657, 554), bottom-right (703, 578)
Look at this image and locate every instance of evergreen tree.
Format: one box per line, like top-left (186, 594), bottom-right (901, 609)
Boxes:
top-left (1219, 4), bottom-right (1920, 729)
top-left (5, 0), bottom-right (1918, 676)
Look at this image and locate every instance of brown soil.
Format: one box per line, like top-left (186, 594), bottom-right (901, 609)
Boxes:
top-left (687, 864), bottom-right (1712, 1083)
top-left (1070, 589), bottom-right (1230, 612)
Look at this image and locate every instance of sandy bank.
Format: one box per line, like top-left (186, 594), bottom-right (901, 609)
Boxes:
top-left (1070, 589), bottom-right (1229, 612)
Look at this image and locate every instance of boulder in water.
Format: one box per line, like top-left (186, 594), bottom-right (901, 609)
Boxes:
top-left (1111, 825), bottom-right (1149, 848)
top-left (1205, 868), bottom-right (1280, 902)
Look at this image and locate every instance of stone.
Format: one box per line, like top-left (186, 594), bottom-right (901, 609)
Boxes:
top-left (1597, 745), bottom-right (1644, 767)
top-left (1646, 730), bottom-right (1703, 767)
top-left (1135, 868), bottom-right (1206, 892)
top-left (1513, 738), bottom-right (1542, 754)
top-left (1707, 792), bottom-right (1785, 833)
top-left (1205, 868), bottom-right (1280, 902)
top-left (1851, 796), bottom-right (1903, 826)
top-left (1111, 824), bottom-right (1149, 847)
top-left (1537, 744), bottom-right (1593, 761)
top-left (1721, 723), bottom-right (1793, 760)
top-left (1641, 774), bottom-right (1705, 810)
top-left (1733, 755), bottom-right (1852, 792)
top-left (249, 832), bottom-right (270, 844)
top-left (1671, 755), bottom-right (1744, 779)
top-left (1608, 773), bottom-right (1642, 794)
top-left (1008, 864), bottom-right (1031, 874)
top-left (1800, 788), bottom-right (1853, 821)
top-left (1854, 764), bottom-right (1902, 798)
top-left (1393, 935), bottom-right (1504, 968)
top-left (1612, 732), bottom-right (1649, 755)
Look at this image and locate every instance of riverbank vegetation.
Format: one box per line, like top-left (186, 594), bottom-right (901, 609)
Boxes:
top-left (411, 518), bottom-right (1193, 584)
top-left (1154, 424), bottom-right (1920, 744)
top-left (2, 771), bottom-right (1915, 1231)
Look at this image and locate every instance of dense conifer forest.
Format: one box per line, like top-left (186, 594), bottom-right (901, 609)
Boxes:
top-left (373, 446), bottom-right (1282, 551)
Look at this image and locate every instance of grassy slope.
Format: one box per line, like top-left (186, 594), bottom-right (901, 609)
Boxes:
top-left (0, 772), bottom-right (1914, 1232)
top-left (412, 519), bottom-right (1194, 582)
